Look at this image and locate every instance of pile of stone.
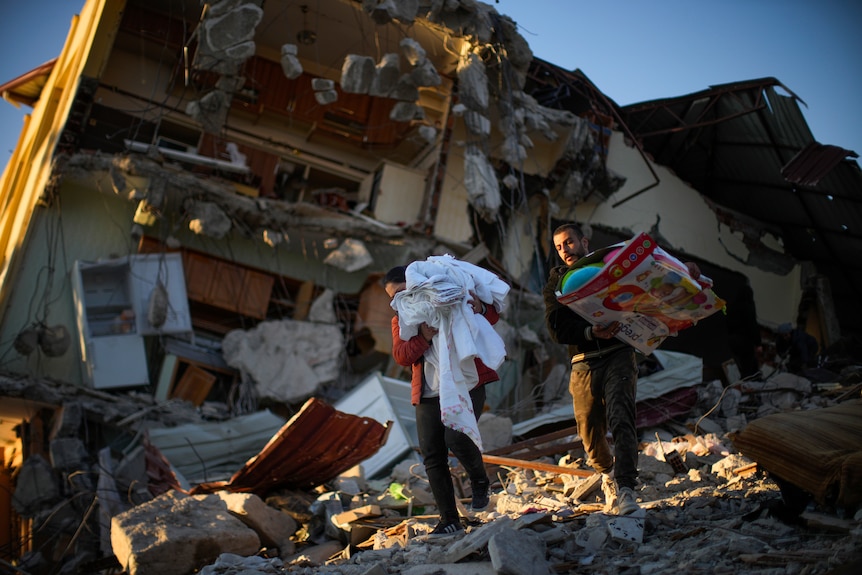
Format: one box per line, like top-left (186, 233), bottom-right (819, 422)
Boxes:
top-left (104, 432), bottom-right (861, 575)
top-left (5, 373), bottom-right (861, 575)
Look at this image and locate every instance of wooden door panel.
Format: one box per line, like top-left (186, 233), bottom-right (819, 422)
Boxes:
top-left (208, 261), bottom-right (246, 311)
top-left (183, 253), bottom-right (218, 304)
top-left (239, 270), bottom-right (275, 319)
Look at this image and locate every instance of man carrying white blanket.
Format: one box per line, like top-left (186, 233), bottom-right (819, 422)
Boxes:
top-left (385, 255), bottom-right (509, 537)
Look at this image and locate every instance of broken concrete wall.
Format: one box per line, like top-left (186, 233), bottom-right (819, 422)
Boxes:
top-left (432, 114), bottom-right (506, 243)
top-left (0, 160), bottom-right (423, 388)
top-left (433, 86), bottom-right (582, 244)
top-left (31, 0), bottom-right (576, 261)
top-left (0, 179), bottom-right (136, 385)
top-left (499, 195), bottom-right (548, 286)
top-left (187, 1), bottom-right (264, 132)
top-left (573, 130), bottom-right (805, 328)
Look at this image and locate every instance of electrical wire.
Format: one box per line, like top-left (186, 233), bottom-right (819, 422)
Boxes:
top-left (692, 370), bottom-right (764, 434)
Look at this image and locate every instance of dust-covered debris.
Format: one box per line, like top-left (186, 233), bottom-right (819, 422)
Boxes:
top-left (3, 1), bottom-right (862, 574)
top-left (5, 369), bottom-right (862, 574)
top-left (162, 441), bottom-right (861, 575)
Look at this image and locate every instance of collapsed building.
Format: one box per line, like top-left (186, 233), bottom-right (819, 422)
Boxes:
top-left (1, 0), bottom-right (861, 573)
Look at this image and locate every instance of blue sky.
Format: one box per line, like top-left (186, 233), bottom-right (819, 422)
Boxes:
top-left (2, 0), bottom-right (860, 166)
top-left (0, 1), bottom-right (84, 162)
top-left (500, 0), bottom-right (861, 156)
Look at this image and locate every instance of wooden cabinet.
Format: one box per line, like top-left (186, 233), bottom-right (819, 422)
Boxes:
top-left (207, 260), bottom-right (247, 311)
top-left (171, 364), bottom-right (217, 407)
top-left (182, 252), bottom-right (219, 303)
top-left (240, 269), bottom-right (276, 318)
top-left (183, 253), bottom-right (274, 319)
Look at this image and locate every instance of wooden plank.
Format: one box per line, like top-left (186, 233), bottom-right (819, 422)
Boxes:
top-left (481, 454), bottom-right (593, 477)
top-left (239, 269), bottom-right (274, 319)
top-left (293, 280), bottom-right (315, 320)
top-left (171, 364), bottom-right (216, 407)
top-left (733, 463), bottom-right (758, 476)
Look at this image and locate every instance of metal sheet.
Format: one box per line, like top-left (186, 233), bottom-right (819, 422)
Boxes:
top-left (335, 372), bottom-right (416, 478)
top-left (148, 410), bottom-right (287, 486)
top-left (191, 398), bottom-right (390, 494)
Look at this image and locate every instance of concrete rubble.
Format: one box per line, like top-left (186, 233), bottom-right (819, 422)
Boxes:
top-left (4, 370), bottom-right (861, 575)
top-left (2, 0), bottom-right (862, 574)
top-left (109, 434), bottom-right (862, 575)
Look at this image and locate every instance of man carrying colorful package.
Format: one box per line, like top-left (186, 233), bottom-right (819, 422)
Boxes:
top-left (543, 223), bottom-right (700, 515)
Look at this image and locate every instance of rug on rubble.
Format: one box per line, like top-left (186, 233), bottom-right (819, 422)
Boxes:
top-left (729, 399), bottom-right (862, 508)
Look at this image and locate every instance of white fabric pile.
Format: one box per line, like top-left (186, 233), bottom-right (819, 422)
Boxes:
top-left (391, 255), bottom-right (510, 449)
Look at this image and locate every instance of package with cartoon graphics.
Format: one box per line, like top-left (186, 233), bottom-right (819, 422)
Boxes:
top-left (556, 232), bottom-right (725, 354)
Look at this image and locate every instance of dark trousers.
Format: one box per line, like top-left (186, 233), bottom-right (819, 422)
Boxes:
top-left (569, 347), bottom-right (639, 489)
top-left (416, 385), bottom-right (488, 523)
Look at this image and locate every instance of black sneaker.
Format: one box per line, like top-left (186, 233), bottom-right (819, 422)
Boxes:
top-left (471, 479), bottom-right (490, 511)
top-left (426, 520), bottom-right (464, 539)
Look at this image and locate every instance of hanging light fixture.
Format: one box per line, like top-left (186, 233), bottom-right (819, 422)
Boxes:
top-left (297, 5), bottom-right (317, 45)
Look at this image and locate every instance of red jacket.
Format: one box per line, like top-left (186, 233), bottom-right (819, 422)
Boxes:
top-left (390, 304), bottom-right (501, 405)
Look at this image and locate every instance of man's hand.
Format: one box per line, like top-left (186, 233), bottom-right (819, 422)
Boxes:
top-left (592, 321), bottom-right (621, 340)
top-left (467, 290), bottom-right (486, 314)
top-left (685, 262), bottom-right (701, 279)
top-left (419, 322), bottom-right (438, 343)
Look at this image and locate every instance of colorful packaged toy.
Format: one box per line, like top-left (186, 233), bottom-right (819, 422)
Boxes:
top-left (556, 232), bottom-right (726, 354)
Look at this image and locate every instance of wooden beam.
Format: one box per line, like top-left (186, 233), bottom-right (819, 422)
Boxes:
top-left (481, 454), bottom-right (593, 477)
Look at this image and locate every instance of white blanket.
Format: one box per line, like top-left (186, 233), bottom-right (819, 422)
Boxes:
top-left (392, 255), bottom-right (510, 450)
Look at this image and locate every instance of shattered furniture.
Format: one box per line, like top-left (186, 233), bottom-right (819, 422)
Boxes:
top-left (154, 337), bottom-right (238, 406)
top-left (71, 254), bottom-right (192, 389)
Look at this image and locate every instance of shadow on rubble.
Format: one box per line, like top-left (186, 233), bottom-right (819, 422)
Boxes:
top-left (4, 346), bottom-right (862, 575)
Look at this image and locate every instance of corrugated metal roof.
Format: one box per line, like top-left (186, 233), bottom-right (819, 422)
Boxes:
top-left (781, 142), bottom-right (859, 186)
top-left (191, 398), bottom-right (391, 495)
top-left (147, 410), bottom-right (288, 486)
top-left (620, 78), bottom-right (862, 338)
